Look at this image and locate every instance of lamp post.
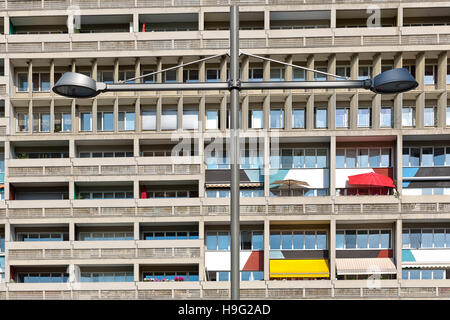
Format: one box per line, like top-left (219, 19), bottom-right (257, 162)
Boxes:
top-left (53, 5), bottom-right (418, 301)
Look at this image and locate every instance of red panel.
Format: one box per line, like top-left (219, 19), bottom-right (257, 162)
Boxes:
top-left (377, 250), bottom-right (393, 258)
top-left (243, 251), bottom-right (264, 271)
top-left (373, 168), bottom-right (394, 179)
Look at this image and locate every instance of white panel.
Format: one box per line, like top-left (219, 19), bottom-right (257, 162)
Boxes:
top-left (402, 188), bottom-right (422, 196)
top-left (409, 249), bottom-right (450, 263)
top-left (335, 168), bottom-right (374, 188)
top-left (282, 169), bottom-right (329, 188)
top-left (205, 252), bottom-right (252, 271)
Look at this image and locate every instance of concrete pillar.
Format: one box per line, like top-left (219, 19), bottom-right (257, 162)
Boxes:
top-left (133, 13), bottom-right (139, 33)
top-left (330, 8), bottom-right (336, 29)
top-left (69, 139), bottom-right (75, 158)
top-left (113, 58), bottom-right (119, 83)
top-left (241, 95), bottom-right (248, 131)
top-left (285, 94), bottom-right (292, 130)
top-left (133, 137), bottom-right (139, 157)
top-left (156, 96), bottom-right (162, 132)
top-left (4, 16), bottom-right (10, 35)
top-left (198, 11), bottom-right (204, 31)
top-left (135, 57), bottom-right (141, 84)
top-left (396, 133), bottom-right (403, 196)
top-left (27, 60), bottom-right (32, 96)
top-left (397, 7), bottom-right (403, 27)
top-left (220, 94), bottom-right (226, 131)
top-left (328, 93), bottom-right (336, 130)
top-left (27, 99), bottom-right (32, 133)
top-left (393, 53), bottom-right (403, 129)
top-left (306, 55), bottom-right (314, 81)
top-left (69, 180), bottom-right (74, 200)
top-left (329, 219), bottom-right (336, 281)
top-left (71, 99), bottom-right (77, 134)
top-left (71, 59), bottom-right (76, 73)
top-left (437, 51), bottom-right (447, 90)
top-left (264, 218), bottom-right (270, 280)
top-left (50, 98), bottom-right (55, 134)
top-left (69, 222), bottom-right (75, 241)
top-left (396, 219), bottom-right (402, 280)
top-left (92, 99), bottom-right (97, 133)
top-left (350, 54), bottom-right (358, 80)
top-left (264, 133), bottom-right (270, 198)
top-left (113, 97), bottom-right (119, 133)
top-left (285, 55), bottom-right (293, 81)
top-left (177, 57), bottom-right (183, 83)
top-left (264, 9), bottom-right (270, 30)
top-left (199, 56), bottom-right (206, 83)
top-left (134, 263), bottom-right (140, 282)
top-left (135, 97), bottom-right (141, 133)
top-left (199, 94), bottom-right (205, 133)
top-left (156, 57), bottom-right (162, 83)
top-left (177, 96), bottom-right (183, 130)
top-left (306, 94), bottom-right (314, 129)
top-left (91, 59), bottom-right (97, 81)
top-left (134, 222), bottom-right (139, 241)
top-left (133, 180), bottom-right (139, 200)
top-left (263, 95), bottom-right (270, 130)
top-left (220, 55), bottom-right (227, 82)
top-left (330, 135), bottom-right (336, 197)
top-left (198, 220), bottom-right (205, 281)
top-left (415, 52), bottom-right (425, 129)
top-left (438, 92), bottom-right (447, 128)
top-left (372, 53), bottom-right (382, 129)
top-left (50, 59), bottom-right (55, 94)
top-left (349, 94), bottom-right (358, 130)
top-left (241, 55), bottom-right (249, 82)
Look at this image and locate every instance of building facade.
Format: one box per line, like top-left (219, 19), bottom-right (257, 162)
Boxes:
top-left (0, 0), bottom-right (449, 299)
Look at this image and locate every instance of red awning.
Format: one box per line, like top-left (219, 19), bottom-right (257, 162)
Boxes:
top-left (348, 172), bottom-right (395, 188)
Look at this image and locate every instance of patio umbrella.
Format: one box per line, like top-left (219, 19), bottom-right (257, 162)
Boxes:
top-left (348, 172), bottom-right (395, 188)
top-left (271, 179), bottom-right (310, 190)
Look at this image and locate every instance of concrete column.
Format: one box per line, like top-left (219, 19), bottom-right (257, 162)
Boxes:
top-left (396, 133), bottom-right (403, 196)
top-left (113, 97), bottom-right (119, 133)
top-left (330, 135), bottom-right (336, 197)
top-left (156, 96), bottom-right (162, 132)
top-left (198, 11), bottom-right (204, 31)
top-left (438, 92), bottom-right (447, 128)
top-left (156, 57), bottom-right (162, 83)
top-left (50, 59), bottom-right (55, 94)
top-left (220, 55), bottom-right (227, 82)
top-left (263, 95), bottom-right (270, 130)
top-left (133, 13), bottom-right (139, 33)
top-left (306, 94), bottom-right (314, 129)
top-left (69, 222), bottom-right (75, 241)
top-left (71, 59), bottom-right (76, 73)
top-left (134, 222), bottom-right (139, 241)
top-left (50, 98), bottom-right (55, 134)
top-left (220, 94), bottom-right (226, 131)
top-left (415, 52), bottom-right (425, 129)
top-left (133, 180), bottom-right (139, 200)
top-left (264, 218), bottom-right (270, 280)
top-left (263, 56), bottom-right (270, 82)
top-left (264, 9), bottom-right (270, 30)
top-left (27, 99), bottom-right (32, 133)
top-left (133, 137), bottom-right (139, 157)
top-left (393, 53), bottom-right (403, 129)
top-left (241, 55), bottom-right (249, 82)
top-left (285, 55), bottom-right (293, 81)
top-left (135, 97), bottom-right (141, 133)
top-left (134, 263), bottom-right (140, 282)
top-left (69, 139), bottom-right (75, 158)
top-left (27, 60), bottom-right (32, 97)
top-left (69, 180), bottom-right (74, 200)
top-left (328, 93), bottom-right (336, 130)
top-left (349, 94), bottom-right (358, 130)
top-left (372, 53), bottom-right (382, 129)
top-left (199, 57), bottom-right (206, 83)
top-left (264, 133), bottom-right (270, 198)
top-left (330, 8), bottom-right (336, 29)
top-left (113, 58), bottom-right (119, 83)
top-left (91, 59), bottom-right (97, 81)
top-left (306, 55), bottom-right (314, 81)
top-left (198, 220), bottom-right (205, 281)
top-left (437, 51), bottom-right (447, 90)
top-left (396, 219), bottom-right (402, 280)
top-left (4, 16), bottom-right (10, 35)
top-left (177, 96), bottom-right (183, 130)
top-left (397, 7), bottom-right (403, 27)
top-left (92, 99), bottom-right (97, 133)
top-left (177, 57), bottom-right (183, 83)
top-left (350, 53), bottom-right (358, 80)
top-left (199, 94), bottom-right (205, 133)
top-left (71, 99), bottom-right (77, 134)
top-left (241, 94), bottom-right (249, 131)
top-left (285, 94), bottom-right (292, 130)
top-left (135, 57), bottom-right (141, 84)
top-left (329, 218), bottom-right (336, 281)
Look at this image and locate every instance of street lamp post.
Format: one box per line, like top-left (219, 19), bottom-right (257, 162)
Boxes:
top-left (53, 5), bottom-right (418, 301)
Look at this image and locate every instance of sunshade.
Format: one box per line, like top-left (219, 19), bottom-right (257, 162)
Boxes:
top-left (348, 172), bottom-right (395, 188)
top-left (271, 179), bottom-right (310, 189)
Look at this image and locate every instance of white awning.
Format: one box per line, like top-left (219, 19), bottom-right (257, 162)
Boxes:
top-left (403, 263), bottom-right (450, 269)
top-left (206, 182), bottom-right (263, 188)
top-left (336, 258), bottom-right (397, 275)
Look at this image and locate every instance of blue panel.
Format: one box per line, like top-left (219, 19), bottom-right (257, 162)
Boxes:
top-left (243, 169), bottom-right (265, 182)
top-left (402, 249), bottom-right (416, 262)
top-left (269, 169), bottom-right (289, 185)
top-left (269, 251), bottom-right (284, 259)
top-left (402, 167), bottom-right (419, 178)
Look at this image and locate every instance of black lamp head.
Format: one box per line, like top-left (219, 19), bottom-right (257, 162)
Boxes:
top-left (370, 68), bottom-right (418, 94)
top-left (52, 72), bottom-right (104, 98)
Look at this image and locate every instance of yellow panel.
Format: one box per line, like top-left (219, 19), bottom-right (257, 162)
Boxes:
top-left (270, 259), bottom-right (330, 278)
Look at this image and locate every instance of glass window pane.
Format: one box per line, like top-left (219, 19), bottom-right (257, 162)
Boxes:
top-left (345, 231), bottom-right (356, 249)
top-left (433, 270), bottom-right (444, 279)
top-left (218, 232), bottom-right (229, 250)
top-left (316, 231), bottom-right (327, 249)
top-left (336, 108), bottom-right (349, 128)
top-left (281, 232), bottom-right (292, 249)
top-left (357, 231), bottom-right (368, 249)
top-left (305, 231), bottom-right (315, 249)
top-left (206, 233), bottom-right (217, 250)
top-left (410, 148), bottom-right (420, 166)
top-left (315, 108), bottom-right (327, 128)
top-left (251, 109), bottom-right (263, 128)
top-left (424, 107), bottom-right (435, 126)
top-left (292, 109), bottom-right (305, 128)
top-left (316, 149), bottom-right (327, 168)
top-left (241, 231), bottom-right (252, 250)
top-left (161, 109), bottom-right (177, 130)
top-left (358, 108), bottom-right (370, 127)
top-left (336, 149), bottom-right (345, 168)
top-left (380, 230), bottom-right (391, 248)
top-left (305, 149), bottom-right (316, 168)
top-left (380, 107), bottom-right (392, 127)
top-left (358, 149), bottom-right (369, 168)
top-left (293, 149), bottom-right (304, 168)
top-left (434, 147), bottom-right (445, 166)
top-left (409, 229), bottom-right (421, 249)
top-left (434, 229), bottom-right (445, 248)
top-left (142, 110), bottom-right (156, 130)
top-left (381, 149), bottom-right (391, 167)
top-left (346, 149), bottom-right (356, 168)
top-left (422, 148), bottom-right (433, 166)
top-left (270, 109), bottom-right (284, 128)
top-left (293, 232), bottom-right (304, 249)
top-left (270, 233), bottom-right (281, 249)
top-left (252, 232), bottom-right (263, 250)
top-left (421, 229), bottom-right (433, 248)
top-left (206, 110), bottom-right (219, 130)
top-left (369, 149), bottom-right (380, 167)
top-left (368, 230), bottom-right (380, 248)
top-left (336, 231), bottom-right (345, 249)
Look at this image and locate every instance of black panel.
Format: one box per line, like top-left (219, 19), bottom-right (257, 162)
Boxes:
top-left (281, 250), bottom-right (329, 259)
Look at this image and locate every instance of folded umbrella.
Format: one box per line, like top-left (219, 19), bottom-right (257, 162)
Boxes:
top-left (348, 172), bottom-right (395, 188)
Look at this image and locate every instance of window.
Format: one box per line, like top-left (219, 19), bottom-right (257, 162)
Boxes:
top-left (270, 109), bottom-right (284, 128)
top-left (182, 109), bottom-right (199, 130)
top-left (249, 68), bottom-right (263, 82)
top-left (81, 272), bottom-right (133, 283)
top-left (357, 108), bottom-right (371, 128)
top-left (164, 69), bottom-right (177, 83)
top-left (143, 271), bottom-right (198, 282)
top-left (80, 112), bottom-right (92, 131)
top-left (17, 232), bottom-right (68, 241)
top-left (54, 113), bottom-right (72, 132)
top-left (143, 231), bottom-right (198, 240)
top-left (270, 231), bottom-right (327, 250)
top-left (32, 113), bottom-right (50, 132)
top-left (403, 146), bottom-right (450, 167)
top-left (358, 66), bottom-right (372, 80)
top-left (118, 111), bottom-right (135, 131)
top-left (270, 68), bottom-right (285, 81)
top-left (337, 148), bottom-right (391, 168)
top-left (272, 148), bottom-right (328, 169)
top-left (292, 108), bottom-right (305, 128)
top-left (17, 73), bottom-right (28, 92)
top-left (314, 108), bottom-right (327, 128)
top-left (20, 272), bottom-right (68, 283)
top-left (206, 231), bottom-right (263, 251)
top-left (424, 65), bottom-right (436, 85)
top-left (79, 151), bottom-right (133, 158)
top-left (336, 66), bottom-right (350, 80)
top-left (97, 112), bottom-right (114, 131)
top-left (380, 107), bottom-right (393, 128)
top-left (293, 68), bottom-right (305, 81)
top-left (17, 113), bottom-right (29, 132)
top-left (337, 230), bottom-right (391, 249)
top-left (98, 71), bottom-right (113, 83)
top-left (403, 228), bottom-right (450, 249)
top-left (142, 70), bottom-right (155, 83)
top-left (336, 107), bottom-right (349, 128)
top-left (142, 109), bottom-right (156, 131)
top-left (206, 109), bottom-right (219, 130)
top-left (78, 191), bottom-right (133, 199)
top-left (206, 69), bottom-right (220, 82)
top-left (402, 106), bottom-right (415, 127)
top-left (314, 67), bottom-right (327, 81)
top-left (183, 69), bottom-right (199, 83)
top-left (249, 109), bottom-right (263, 129)
top-left (424, 106), bottom-right (436, 127)
top-left (118, 71), bottom-right (135, 83)
top-left (32, 73), bottom-right (50, 92)
top-left (161, 109), bottom-right (177, 130)
top-left (402, 269), bottom-right (445, 280)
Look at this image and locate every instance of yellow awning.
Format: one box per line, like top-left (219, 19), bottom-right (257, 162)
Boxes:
top-left (270, 259), bottom-right (330, 278)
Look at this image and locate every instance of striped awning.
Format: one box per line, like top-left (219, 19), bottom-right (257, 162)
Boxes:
top-left (336, 258), bottom-right (397, 275)
top-left (269, 259), bottom-right (330, 278)
top-left (403, 263), bottom-right (450, 269)
top-left (206, 182), bottom-right (263, 188)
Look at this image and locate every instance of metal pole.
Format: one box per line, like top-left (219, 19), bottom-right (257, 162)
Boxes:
top-left (230, 5), bottom-right (240, 300)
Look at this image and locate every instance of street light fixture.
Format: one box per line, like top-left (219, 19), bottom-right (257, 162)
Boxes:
top-left (53, 5), bottom-right (417, 301)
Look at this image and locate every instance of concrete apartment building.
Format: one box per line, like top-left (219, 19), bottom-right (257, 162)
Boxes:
top-left (0, 0), bottom-right (449, 300)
